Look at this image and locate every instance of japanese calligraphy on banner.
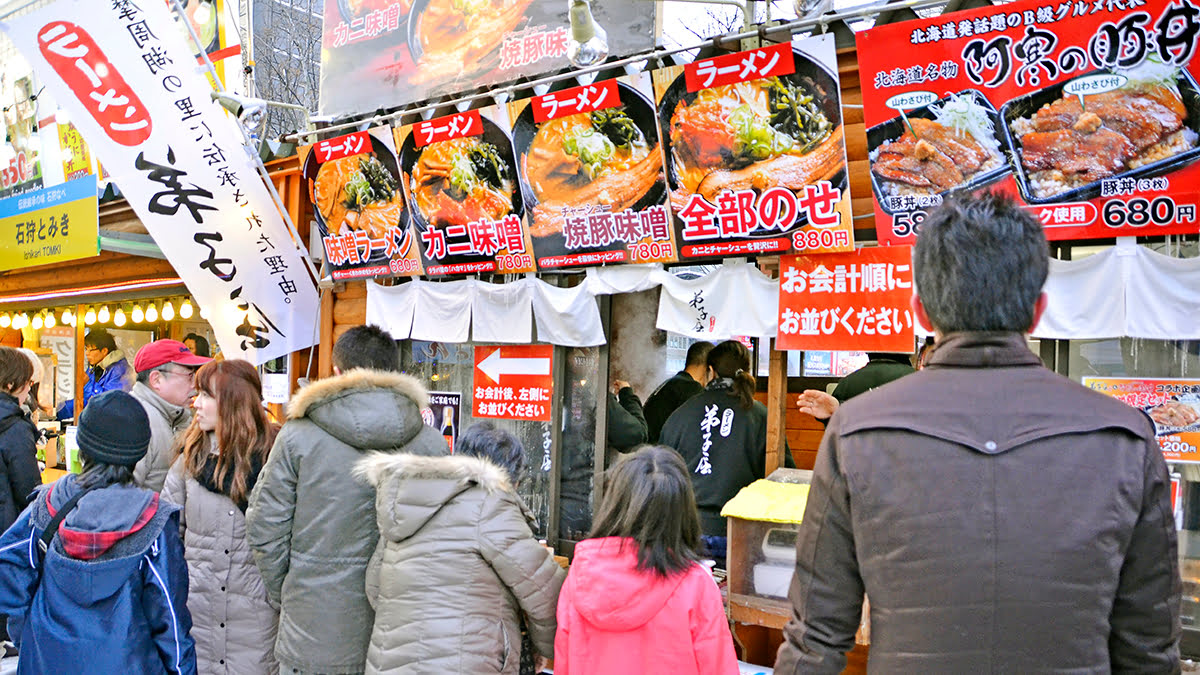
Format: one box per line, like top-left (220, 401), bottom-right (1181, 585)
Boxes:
top-left (318, 0), bottom-right (655, 118)
top-left (1083, 377), bottom-right (1200, 462)
top-left (506, 71), bottom-right (678, 269)
top-left (473, 344), bottom-right (553, 422)
top-left (2, 0), bottom-right (319, 364)
top-left (301, 126), bottom-right (423, 280)
top-left (0, 174), bottom-right (98, 271)
top-left (394, 106), bottom-right (537, 276)
top-left (57, 122), bottom-right (93, 181)
top-left (857, 0), bottom-right (1200, 245)
top-left (651, 34), bottom-right (855, 262)
top-left (777, 246), bottom-right (915, 351)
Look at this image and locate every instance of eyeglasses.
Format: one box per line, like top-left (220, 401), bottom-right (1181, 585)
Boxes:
top-left (159, 366), bottom-right (195, 381)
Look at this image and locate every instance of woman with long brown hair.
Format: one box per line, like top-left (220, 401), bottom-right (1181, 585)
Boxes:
top-left (162, 359), bottom-right (279, 674)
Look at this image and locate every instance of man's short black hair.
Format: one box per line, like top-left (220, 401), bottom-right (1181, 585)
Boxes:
top-left (332, 324), bottom-right (400, 373)
top-left (913, 192), bottom-right (1049, 334)
top-left (456, 421), bottom-right (527, 485)
top-left (85, 328), bottom-right (117, 353)
top-left (685, 341), bottom-right (713, 368)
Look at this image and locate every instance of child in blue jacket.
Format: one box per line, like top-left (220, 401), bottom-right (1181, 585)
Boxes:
top-left (0, 390), bottom-right (196, 674)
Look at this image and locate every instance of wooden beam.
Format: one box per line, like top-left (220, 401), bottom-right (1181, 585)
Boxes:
top-left (73, 304), bottom-right (85, 423)
top-left (765, 338), bottom-right (788, 475)
top-left (318, 289), bottom-right (334, 379)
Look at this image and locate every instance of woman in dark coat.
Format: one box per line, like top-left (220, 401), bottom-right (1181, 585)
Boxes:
top-left (0, 346), bottom-right (40, 650)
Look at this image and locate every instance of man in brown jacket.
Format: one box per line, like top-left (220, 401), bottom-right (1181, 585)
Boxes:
top-left (776, 193), bottom-right (1181, 673)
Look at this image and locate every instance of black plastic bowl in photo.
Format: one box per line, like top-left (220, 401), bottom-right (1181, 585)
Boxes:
top-left (866, 89), bottom-right (1013, 216)
top-left (1000, 69), bottom-right (1200, 205)
top-left (397, 114), bottom-right (526, 238)
top-left (656, 46), bottom-right (847, 235)
top-left (301, 133), bottom-right (410, 268)
top-left (512, 81), bottom-right (667, 252)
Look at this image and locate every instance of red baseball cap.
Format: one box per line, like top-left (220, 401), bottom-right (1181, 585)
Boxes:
top-left (135, 339), bottom-right (212, 373)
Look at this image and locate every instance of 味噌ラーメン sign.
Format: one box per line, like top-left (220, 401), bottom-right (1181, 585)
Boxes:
top-left (317, 0), bottom-right (656, 118)
top-left (651, 35), bottom-right (855, 261)
top-left (858, 0), bottom-right (1200, 245)
top-left (2, 0), bottom-right (319, 364)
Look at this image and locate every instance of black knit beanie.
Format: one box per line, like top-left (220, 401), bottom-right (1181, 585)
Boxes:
top-left (77, 390), bottom-right (151, 466)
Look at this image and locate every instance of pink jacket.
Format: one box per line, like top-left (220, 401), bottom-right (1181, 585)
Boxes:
top-left (554, 537), bottom-right (739, 674)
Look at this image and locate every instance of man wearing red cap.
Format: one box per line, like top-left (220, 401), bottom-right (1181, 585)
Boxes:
top-left (131, 340), bottom-right (211, 492)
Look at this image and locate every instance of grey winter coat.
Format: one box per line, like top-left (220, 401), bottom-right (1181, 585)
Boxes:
top-left (355, 452), bottom-right (565, 674)
top-left (132, 381), bottom-right (192, 492)
top-left (246, 369), bottom-right (449, 674)
top-left (163, 454), bottom-right (279, 675)
top-left (776, 332), bottom-right (1181, 674)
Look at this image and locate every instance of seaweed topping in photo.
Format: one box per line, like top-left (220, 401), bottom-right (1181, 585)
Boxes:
top-left (668, 76), bottom-right (845, 206)
top-left (412, 137), bottom-right (515, 226)
top-left (524, 106), bottom-right (663, 238)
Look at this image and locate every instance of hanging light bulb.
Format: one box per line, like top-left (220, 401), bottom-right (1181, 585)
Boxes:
top-left (15, 313), bottom-right (29, 329)
top-left (31, 314), bottom-right (43, 330)
top-left (62, 308), bottom-right (74, 326)
top-left (97, 305), bottom-right (110, 323)
top-left (146, 302), bottom-right (159, 323)
top-left (114, 307), bottom-right (127, 327)
top-left (44, 311), bottom-right (56, 329)
top-left (0, 314), bottom-right (9, 329)
top-left (199, 305), bottom-right (210, 320)
top-left (131, 303), bottom-right (144, 323)
top-left (84, 307), bottom-right (97, 325)
top-left (566, 0), bottom-right (608, 68)
top-left (162, 300), bottom-right (175, 321)
top-left (180, 299), bottom-right (194, 319)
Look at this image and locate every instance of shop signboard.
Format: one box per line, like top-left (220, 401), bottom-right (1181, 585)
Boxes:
top-left (776, 246), bottom-right (915, 352)
top-left (650, 35), bottom-right (855, 262)
top-left (0, 174), bottom-right (98, 271)
top-left (424, 391), bottom-right (461, 452)
top-left (2, 0), bottom-right (320, 365)
top-left (317, 1), bottom-right (655, 118)
top-left (501, 69), bottom-right (681, 266)
top-left (394, 107), bottom-right (537, 276)
top-left (473, 344), bottom-right (552, 421)
top-left (1083, 377), bottom-right (1200, 463)
top-left (506, 72), bottom-right (678, 269)
top-left (857, 0), bottom-right (1200, 245)
top-left (57, 122), bottom-right (92, 181)
top-left (302, 127), bottom-right (424, 279)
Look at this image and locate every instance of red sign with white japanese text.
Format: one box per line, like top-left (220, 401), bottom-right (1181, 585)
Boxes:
top-left (36, 21), bottom-right (152, 146)
top-left (313, 131), bottom-right (371, 164)
top-left (532, 79), bottom-right (621, 123)
top-left (777, 246), bottom-right (916, 352)
top-left (507, 71), bottom-right (678, 269)
top-left (652, 34), bottom-right (855, 262)
top-left (684, 42), bottom-right (796, 92)
top-left (301, 126), bottom-right (423, 281)
top-left (858, 0), bottom-right (1200, 245)
top-left (413, 111), bottom-right (484, 148)
top-left (473, 345), bottom-right (553, 422)
top-left (1083, 377), bottom-right (1200, 463)
top-left (395, 106), bottom-right (536, 276)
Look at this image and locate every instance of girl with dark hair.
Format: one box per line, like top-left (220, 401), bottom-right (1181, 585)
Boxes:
top-left (658, 339), bottom-right (793, 566)
top-left (0, 347), bottom-right (39, 655)
top-left (162, 360), bottom-right (279, 674)
top-left (554, 445), bottom-right (738, 674)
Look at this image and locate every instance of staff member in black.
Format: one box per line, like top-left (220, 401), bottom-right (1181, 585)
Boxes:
top-left (659, 340), bottom-right (793, 567)
top-left (642, 341), bottom-right (713, 443)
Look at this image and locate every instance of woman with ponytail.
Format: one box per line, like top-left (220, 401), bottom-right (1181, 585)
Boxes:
top-left (162, 359), bottom-right (280, 674)
top-left (658, 340), bottom-right (793, 567)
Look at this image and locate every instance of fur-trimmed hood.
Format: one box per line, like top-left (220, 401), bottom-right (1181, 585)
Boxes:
top-left (354, 453), bottom-right (516, 542)
top-left (287, 368), bottom-right (440, 453)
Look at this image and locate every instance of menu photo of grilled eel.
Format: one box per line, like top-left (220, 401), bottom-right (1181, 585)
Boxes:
top-left (1009, 59), bottom-right (1200, 200)
top-left (869, 92), bottom-right (1007, 204)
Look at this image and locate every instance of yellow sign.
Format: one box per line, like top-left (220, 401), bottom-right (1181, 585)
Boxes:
top-left (57, 122), bottom-right (92, 181)
top-left (0, 175), bottom-right (99, 271)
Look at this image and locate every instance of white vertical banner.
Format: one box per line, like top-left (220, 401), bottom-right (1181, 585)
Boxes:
top-left (1, 0), bottom-right (318, 364)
